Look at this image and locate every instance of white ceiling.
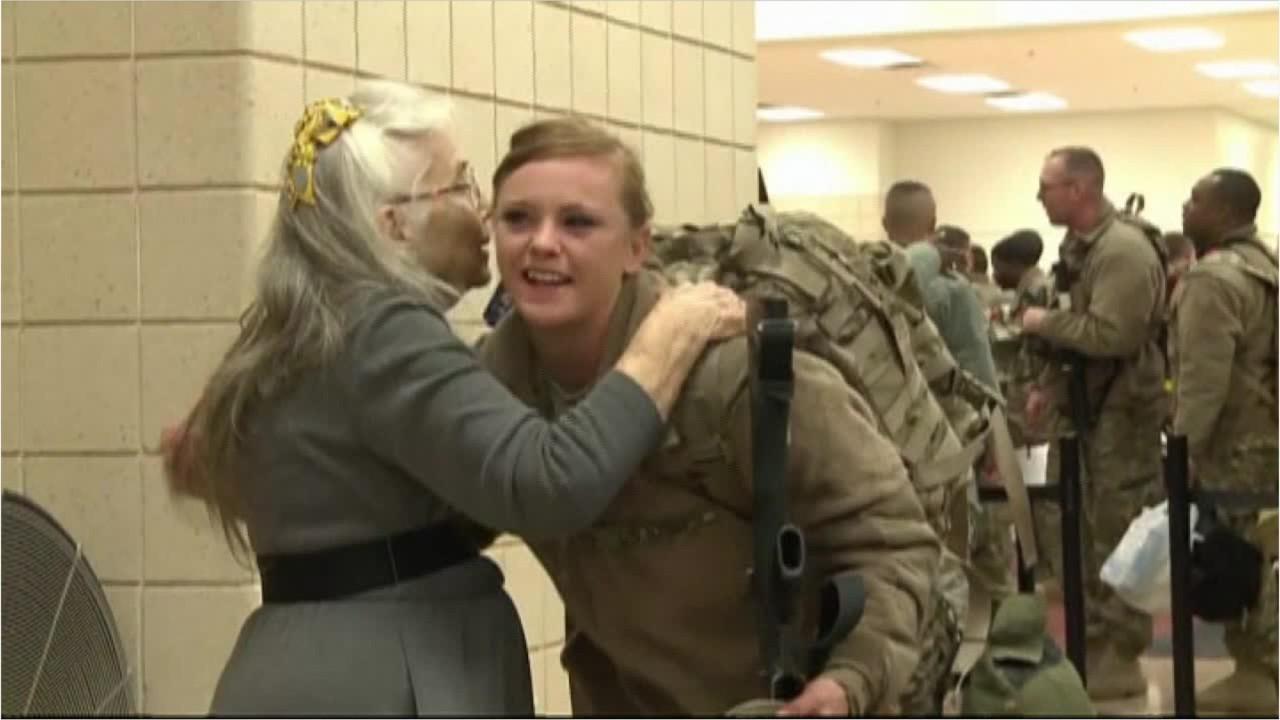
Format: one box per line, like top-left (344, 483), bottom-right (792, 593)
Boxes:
top-left (756, 3), bottom-right (1280, 126)
top-left (755, 1), bottom-right (1277, 42)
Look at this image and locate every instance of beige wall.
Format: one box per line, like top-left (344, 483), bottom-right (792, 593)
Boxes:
top-left (0, 0), bottom-right (757, 714)
top-left (759, 108), bottom-right (1278, 264)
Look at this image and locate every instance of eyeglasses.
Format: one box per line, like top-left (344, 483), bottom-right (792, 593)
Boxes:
top-left (390, 162), bottom-right (485, 210)
top-left (1037, 179), bottom-right (1074, 196)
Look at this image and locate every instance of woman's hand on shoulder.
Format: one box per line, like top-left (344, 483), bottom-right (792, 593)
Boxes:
top-left (652, 280), bottom-right (747, 342)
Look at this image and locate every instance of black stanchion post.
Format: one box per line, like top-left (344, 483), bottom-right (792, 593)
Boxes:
top-left (1059, 436), bottom-right (1087, 685)
top-left (1165, 434), bottom-right (1196, 717)
top-left (1015, 535), bottom-right (1036, 594)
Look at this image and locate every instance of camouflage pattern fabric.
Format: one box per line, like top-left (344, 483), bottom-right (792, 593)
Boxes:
top-left (898, 587), bottom-right (964, 716)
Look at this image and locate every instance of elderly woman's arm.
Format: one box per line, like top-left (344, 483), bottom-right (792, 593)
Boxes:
top-left (345, 290), bottom-right (739, 539)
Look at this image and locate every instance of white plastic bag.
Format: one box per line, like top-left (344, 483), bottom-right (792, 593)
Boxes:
top-left (1099, 501), bottom-right (1198, 614)
top-left (1017, 445), bottom-right (1049, 487)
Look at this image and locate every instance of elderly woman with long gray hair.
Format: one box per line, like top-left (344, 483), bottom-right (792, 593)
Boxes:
top-left (160, 80), bottom-right (744, 716)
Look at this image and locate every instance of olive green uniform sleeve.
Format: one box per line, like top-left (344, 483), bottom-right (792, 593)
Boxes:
top-left (1171, 268), bottom-right (1242, 460)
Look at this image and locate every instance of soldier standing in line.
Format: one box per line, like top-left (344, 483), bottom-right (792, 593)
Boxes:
top-left (1019, 146), bottom-right (1166, 701)
top-left (1173, 168), bottom-right (1278, 716)
top-left (989, 230), bottom-right (1060, 596)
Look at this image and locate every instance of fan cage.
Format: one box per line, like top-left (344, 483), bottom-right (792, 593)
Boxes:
top-left (3, 491), bottom-right (137, 716)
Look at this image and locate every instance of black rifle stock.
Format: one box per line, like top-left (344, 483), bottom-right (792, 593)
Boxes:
top-left (750, 297), bottom-right (806, 701)
top-left (749, 297), bottom-right (872, 702)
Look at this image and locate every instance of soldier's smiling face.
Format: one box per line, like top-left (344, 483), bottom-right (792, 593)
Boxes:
top-left (491, 154), bottom-right (649, 333)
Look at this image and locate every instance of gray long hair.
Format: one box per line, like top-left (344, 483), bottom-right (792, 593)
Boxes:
top-left (167, 81), bottom-right (457, 555)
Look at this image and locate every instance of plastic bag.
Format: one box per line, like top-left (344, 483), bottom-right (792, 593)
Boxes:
top-left (1099, 501), bottom-right (1198, 614)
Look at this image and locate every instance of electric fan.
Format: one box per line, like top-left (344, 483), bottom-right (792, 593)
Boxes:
top-left (2, 490), bottom-right (136, 715)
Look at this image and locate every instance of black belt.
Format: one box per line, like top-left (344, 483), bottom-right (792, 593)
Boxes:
top-left (258, 524), bottom-right (477, 603)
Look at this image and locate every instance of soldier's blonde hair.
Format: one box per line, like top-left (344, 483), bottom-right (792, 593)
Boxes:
top-left (492, 117), bottom-right (653, 229)
top-left (166, 81), bottom-right (457, 558)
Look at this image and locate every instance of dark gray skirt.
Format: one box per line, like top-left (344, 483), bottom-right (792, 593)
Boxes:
top-left (210, 556), bottom-right (533, 716)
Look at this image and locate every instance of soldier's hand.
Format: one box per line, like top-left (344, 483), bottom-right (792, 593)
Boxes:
top-left (1026, 388), bottom-right (1049, 429)
top-left (1020, 307), bottom-right (1048, 333)
top-left (777, 677), bottom-right (848, 717)
top-left (979, 450), bottom-right (1002, 488)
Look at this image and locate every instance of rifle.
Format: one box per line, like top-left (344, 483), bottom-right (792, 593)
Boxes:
top-left (750, 297), bottom-right (806, 700)
top-left (749, 298), bottom-right (867, 701)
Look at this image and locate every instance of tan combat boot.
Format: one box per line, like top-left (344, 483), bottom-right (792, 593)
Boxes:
top-left (1084, 643), bottom-right (1147, 701)
top-left (1197, 660), bottom-right (1279, 716)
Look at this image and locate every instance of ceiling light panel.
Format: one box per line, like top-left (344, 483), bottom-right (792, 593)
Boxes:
top-left (1195, 60), bottom-right (1280, 80)
top-left (756, 106), bottom-right (826, 122)
top-left (915, 74), bottom-right (1011, 94)
top-left (820, 48), bottom-right (923, 68)
top-left (985, 92), bottom-right (1069, 112)
top-left (1123, 27), bottom-right (1224, 52)
top-left (1242, 79), bottom-right (1280, 98)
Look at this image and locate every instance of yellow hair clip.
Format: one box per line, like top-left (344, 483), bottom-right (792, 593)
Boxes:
top-left (285, 98), bottom-right (364, 208)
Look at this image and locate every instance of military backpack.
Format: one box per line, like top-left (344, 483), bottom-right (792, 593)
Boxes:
top-left (647, 204), bottom-right (1032, 554)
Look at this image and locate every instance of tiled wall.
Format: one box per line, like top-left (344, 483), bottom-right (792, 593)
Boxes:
top-left (0, 0), bottom-right (757, 715)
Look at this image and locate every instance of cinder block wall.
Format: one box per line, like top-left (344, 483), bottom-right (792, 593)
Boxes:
top-left (0, 0), bottom-right (757, 714)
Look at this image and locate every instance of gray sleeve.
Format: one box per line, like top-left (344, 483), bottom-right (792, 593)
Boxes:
top-left (338, 296), bottom-right (663, 539)
top-left (904, 242), bottom-right (941, 286)
top-left (953, 285), bottom-right (1002, 393)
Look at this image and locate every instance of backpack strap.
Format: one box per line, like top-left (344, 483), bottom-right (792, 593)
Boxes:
top-left (950, 563), bottom-right (994, 678)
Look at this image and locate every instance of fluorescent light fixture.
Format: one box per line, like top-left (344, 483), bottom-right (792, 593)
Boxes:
top-left (1123, 27), bottom-right (1224, 52)
top-left (1242, 79), bottom-right (1280, 98)
top-left (985, 92), bottom-right (1069, 112)
top-left (915, 74), bottom-right (1010, 94)
top-left (1196, 60), bottom-right (1280, 79)
top-left (820, 48), bottom-right (923, 69)
top-left (756, 105), bottom-right (825, 122)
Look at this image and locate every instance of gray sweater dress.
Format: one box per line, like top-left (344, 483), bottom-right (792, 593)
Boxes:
top-left (209, 291), bottom-right (663, 716)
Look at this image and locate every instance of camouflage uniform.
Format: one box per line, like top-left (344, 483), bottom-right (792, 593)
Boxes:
top-left (970, 275), bottom-right (1007, 315)
top-left (1170, 225), bottom-right (1278, 713)
top-left (479, 271), bottom-right (939, 716)
top-left (651, 211), bottom-right (1018, 716)
top-left (989, 268), bottom-right (1061, 584)
top-left (1029, 201), bottom-right (1167, 682)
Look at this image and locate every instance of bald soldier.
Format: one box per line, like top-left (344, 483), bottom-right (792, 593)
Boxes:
top-left (884, 183), bottom-right (1000, 391)
top-left (1019, 146), bottom-right (1166, 701)
top-left (480, 118), bottom-right (938, 716)
top-left (1173, 168), bottom-right (1277, 716)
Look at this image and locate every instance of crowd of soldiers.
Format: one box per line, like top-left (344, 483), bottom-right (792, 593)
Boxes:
top-left (889, 146), bottom-right (1277, 715)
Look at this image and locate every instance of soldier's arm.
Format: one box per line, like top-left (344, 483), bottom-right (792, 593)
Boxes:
top-left (1033, 241), bottom-right (1162, 357)
top-left (952, 284), bottom-right (1002, 393)
top-left (1172, 268), bottom-right (1242, 459)
top-left (721, 351), bottom-right (939, 713)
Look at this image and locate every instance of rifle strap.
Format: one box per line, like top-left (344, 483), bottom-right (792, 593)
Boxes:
top-left (989, 406), bottom-right (1038, 568)
top-left (950, 563), bottom-right (994, 677)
